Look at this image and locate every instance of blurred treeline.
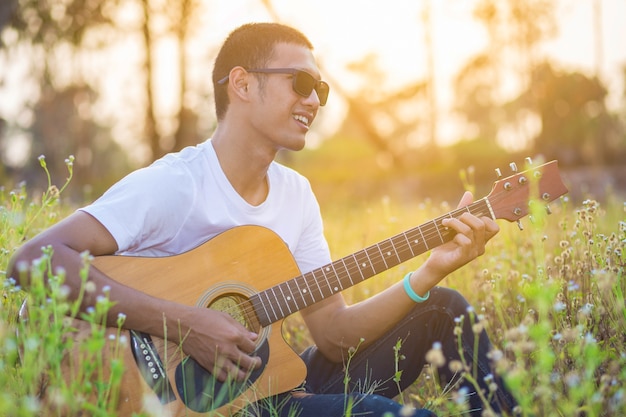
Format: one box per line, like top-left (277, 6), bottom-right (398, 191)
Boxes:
top-left (0, 0), bottom-right (624, 206)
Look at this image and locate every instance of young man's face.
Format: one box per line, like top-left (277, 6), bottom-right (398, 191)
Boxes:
top-left (246, 42), bottom-right (325, 152)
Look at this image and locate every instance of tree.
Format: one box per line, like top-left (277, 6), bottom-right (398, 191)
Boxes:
top-left (0, 0), bottom-right (128, 195)
top-left (159, 0), bottom-right (205, 155)
top-left (452, 53), bottom-right (503, 144)
top-left (453, 0), bottom-right (557, 148)
top-left (113, 0), bottom-right (207, 161)
top-left (519, 63), bottom-right (623, 166)
top-left (335, 54), bottom-right (430, 171)
top-left (0, 0), bottom-right (212, 194)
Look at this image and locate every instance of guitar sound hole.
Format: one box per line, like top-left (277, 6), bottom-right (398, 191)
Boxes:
top-left (207, 294), bottom-right (261, 334)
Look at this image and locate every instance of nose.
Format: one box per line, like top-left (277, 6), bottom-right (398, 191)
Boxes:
top-left (302, 89), bottom-right (321, 108)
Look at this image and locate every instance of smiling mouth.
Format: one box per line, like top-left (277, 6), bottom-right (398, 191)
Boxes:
top-left (293, 114), bottom-right (310, 127)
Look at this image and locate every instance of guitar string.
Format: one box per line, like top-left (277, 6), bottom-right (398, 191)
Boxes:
top-left (279, 202), bottom-right (486, 312)
top-left (305, 188), bottom-right (523, 298)
top-left (218, 187), bottom-right (536, 324)
top-left (215, 200), bottom-right (486, 322)
top-left (217, 191), bottom-right (510, 323)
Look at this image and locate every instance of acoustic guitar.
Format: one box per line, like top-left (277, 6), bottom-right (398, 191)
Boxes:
top-left (29, 160), bottom-right (568, 416)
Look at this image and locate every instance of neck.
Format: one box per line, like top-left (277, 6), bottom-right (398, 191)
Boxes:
top-left (211, 126), bottom-right (275, 206)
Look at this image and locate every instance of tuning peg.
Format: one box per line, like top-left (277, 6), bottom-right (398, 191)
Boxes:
top-left (525, 157), bottom-right (533, 166)
top-left (546, 205), bottom-right (552, 215)
top-left (510, 162), bottom-right (518, 172)
top-left (516, 220), bottom-right (524, 230)
top-left (495, 168), bottom-right (502, 178)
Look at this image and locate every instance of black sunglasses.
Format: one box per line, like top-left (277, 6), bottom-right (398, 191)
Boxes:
top-left (218, 68), bottom-right (330, 106)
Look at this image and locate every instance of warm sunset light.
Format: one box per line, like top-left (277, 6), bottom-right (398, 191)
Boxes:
top-left (195, 0), bottom-right (626, 145)
top-left (1, 2), bottom-right (625, 416)
top-left (0, 0), bottom-right (625, 186)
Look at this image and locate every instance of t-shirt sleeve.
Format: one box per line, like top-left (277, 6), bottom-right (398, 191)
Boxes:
top-left (79, 163), bottom-right (195, 255)
top-left (290, 181), bottom-right (332, 274)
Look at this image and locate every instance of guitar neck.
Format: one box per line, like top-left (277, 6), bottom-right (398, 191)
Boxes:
top-left (251, 198), bottom-right (493, 326)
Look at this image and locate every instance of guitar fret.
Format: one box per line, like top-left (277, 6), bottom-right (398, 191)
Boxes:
top-left (249, 294), bottom-right (270, 327)
top-left (295, 276), bottom-right (313, 307)
top-left (434, 220), bottom-right (445, 244)
top-left (344, 256), bottom-right (362, 284)
top-left (336, 259), bottom-right (353, 287)
top-left (290, 280), bottom-right (304, 310)
top-left (279, 284), bottom-right (295, 315)
top-left (315, 267), bottom-right (327, 296)
top-left (374, 243), bottom-right (390, 271)
top-left (483, 196), bottom-right (496, 219)
top-left (353, 250), bottom-right (374, 280)
top-left (261, 290), bottom-right (279, 323)
top-left (418, 224), bottom-right (428, 250)
top-left (277, 285), bottom-right (288, 314)
top-left (388, 237), bottom-right (402, 264)
top-left (348, 254), bottom-right (365, 281)
top-left (393, 233), bottom-right (415, 263)
top-left (283, 281), bottom-right (298, 312)
top-left (323, 265), bottom-right (340, 294)
top-left (332, 264), bottom-right (344, 291)
top-left (296, 275), bottom-right (309, 305)
top-left (410, 228), bottom-right (429, 255)
top-left (402, 231), bottom-right (416, 257)
top-left (311, 270), bottom-right (324, 301)
top-left (363, 248), bottom-right (377, 274)
top-left (270, 287), bottom-right (287, 318)
top-left (378, 240), bottom-right (393, 268)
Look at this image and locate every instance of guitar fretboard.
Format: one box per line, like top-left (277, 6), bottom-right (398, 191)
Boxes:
top-left (250, 198), bottom-right (493, 326)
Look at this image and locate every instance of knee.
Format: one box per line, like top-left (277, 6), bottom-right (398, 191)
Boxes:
top-left (430, 287), bottom-right (472, 318)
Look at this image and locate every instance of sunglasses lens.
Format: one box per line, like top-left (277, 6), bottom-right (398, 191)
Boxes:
top-left (316, 82), bottom-right (329, 106)
top-left (294, 71), bottom-right (329, 106)
top-left (293, 71), bottom-right (315, 96)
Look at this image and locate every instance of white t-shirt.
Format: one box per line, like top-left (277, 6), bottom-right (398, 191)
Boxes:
top-left (80, 139), bottom-right (332, 274)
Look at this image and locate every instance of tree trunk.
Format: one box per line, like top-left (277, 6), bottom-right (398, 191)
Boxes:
top-left (140, 0), bottom-right (160, 161)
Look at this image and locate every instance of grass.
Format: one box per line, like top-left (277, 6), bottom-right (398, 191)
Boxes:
top-left (312, 192), bottom-right (626, 416)
top-left (1, 158), bottom-right (624, 416)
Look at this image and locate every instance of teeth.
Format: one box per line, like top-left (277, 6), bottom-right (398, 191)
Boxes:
top-left (294, 114), bottom-right (310, 126)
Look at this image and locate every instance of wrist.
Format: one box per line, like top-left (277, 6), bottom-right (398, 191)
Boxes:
top-left (403, 272), bottom-right (430, 303)
top-left (419, 260), bottom-right (447, 287)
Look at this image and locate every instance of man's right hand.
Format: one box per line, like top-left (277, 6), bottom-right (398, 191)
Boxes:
top-left (179, 307), bottom-right (262, 382)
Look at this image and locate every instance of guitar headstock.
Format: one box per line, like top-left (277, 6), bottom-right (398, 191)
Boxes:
top-left (487, 160), bottom-right (568, 223)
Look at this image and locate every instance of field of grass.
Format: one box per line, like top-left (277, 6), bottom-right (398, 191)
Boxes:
top-left (310, 191), bottom-right (625, 416)
top-left (0, 159), bottom-right (624, 416)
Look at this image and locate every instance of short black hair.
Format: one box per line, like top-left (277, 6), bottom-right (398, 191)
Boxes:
top-left (212, 23), bottom-right (314, 120)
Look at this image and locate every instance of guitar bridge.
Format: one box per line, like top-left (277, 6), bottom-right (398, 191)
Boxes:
top-left (129, 330), bottom-right (176, 404)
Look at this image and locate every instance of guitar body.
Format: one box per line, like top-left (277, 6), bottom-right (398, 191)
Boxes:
top-left (89, 225), bottom-right (306, 416)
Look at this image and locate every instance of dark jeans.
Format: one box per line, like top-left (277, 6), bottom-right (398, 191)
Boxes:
top-left (250, 287), bottom-right (517, 417)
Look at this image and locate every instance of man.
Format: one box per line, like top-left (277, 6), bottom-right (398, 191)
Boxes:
top-left (10, 23), bottom-right (516, 416)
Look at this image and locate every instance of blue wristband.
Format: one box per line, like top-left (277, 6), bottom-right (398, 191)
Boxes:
top-left (403, 272), bottom-right (430, 303)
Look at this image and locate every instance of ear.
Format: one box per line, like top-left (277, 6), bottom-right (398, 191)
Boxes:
top-left (228, 66), bottom-right (251, 102)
